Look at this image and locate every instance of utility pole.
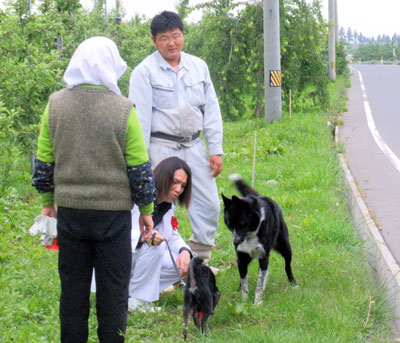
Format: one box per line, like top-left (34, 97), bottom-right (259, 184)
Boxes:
top-left (264, 0), bottom-right (282, 123)
top-left (328, 0), bottom-right (336, 81)
top-left (335, 0), bottom-right (339, 43)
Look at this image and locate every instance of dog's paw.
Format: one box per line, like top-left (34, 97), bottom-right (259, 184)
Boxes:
top-left (254, 290), bottom-right (264, 305)
top-left (241, 290), bottom-right (249, 302)
top-left (254, 298), bottom-right (263, 306)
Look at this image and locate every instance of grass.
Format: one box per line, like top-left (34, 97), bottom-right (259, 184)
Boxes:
top-left (0, 76), bottom-right (395, 342)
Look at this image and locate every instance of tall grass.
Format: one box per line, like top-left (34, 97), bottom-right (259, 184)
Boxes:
top-left (0, 77), bottom-right (393, 342)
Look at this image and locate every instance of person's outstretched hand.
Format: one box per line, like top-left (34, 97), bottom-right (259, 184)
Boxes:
top-left (176, 250), bottom-right (191, 276)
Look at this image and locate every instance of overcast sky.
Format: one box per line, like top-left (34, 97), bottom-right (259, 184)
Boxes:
top-left (335, 0), bottom-right (399, 38)
top-left (79, 0), bottom-right (399, 38)
top-left (1, 0), bottom-right (398, 38)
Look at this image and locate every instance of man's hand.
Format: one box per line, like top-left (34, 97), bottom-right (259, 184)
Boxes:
top-left (176, 250), bottom-right (191, 276)
top-left (209, 155), bottom-right (223, 177)
top-left (41, 205), bottom-right (57, 219)
top-left (139, 214), bottom-right (154, 241)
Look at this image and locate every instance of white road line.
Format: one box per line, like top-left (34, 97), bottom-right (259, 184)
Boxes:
top-left (355, 68), bottom-right (400, 173)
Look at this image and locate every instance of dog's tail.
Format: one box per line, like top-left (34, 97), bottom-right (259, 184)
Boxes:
top-left (188, 256), bottom-right (204, 294)
top-left (229, 174), bottom-right (259, 197)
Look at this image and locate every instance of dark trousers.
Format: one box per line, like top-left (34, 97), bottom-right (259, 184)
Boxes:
top-left (57, 207), bottom-right (132, 343)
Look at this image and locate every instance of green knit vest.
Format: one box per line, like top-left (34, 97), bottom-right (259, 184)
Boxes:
top-left (49, 86), bottom-right (134, 210)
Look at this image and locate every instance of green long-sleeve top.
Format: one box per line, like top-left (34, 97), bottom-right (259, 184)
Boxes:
top-left (36, 85), bottom-right (153, 214)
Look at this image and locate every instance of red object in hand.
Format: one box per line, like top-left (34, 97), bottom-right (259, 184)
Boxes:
top-left (171, 216), bottom-right (179, 231)
top-left (45, 238), bottom-right (59, 251)
top-left (198, 311), bottom-right (203, 318)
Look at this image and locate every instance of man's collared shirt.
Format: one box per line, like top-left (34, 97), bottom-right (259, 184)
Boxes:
top-left (129, 51), bottom-right (223, 156)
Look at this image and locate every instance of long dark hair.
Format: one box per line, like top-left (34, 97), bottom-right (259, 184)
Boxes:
top-left (153, 157), bottom-right (192, 208)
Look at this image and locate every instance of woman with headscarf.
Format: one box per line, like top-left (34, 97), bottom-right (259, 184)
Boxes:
top-left (32, 37), bottom-right (156, 343)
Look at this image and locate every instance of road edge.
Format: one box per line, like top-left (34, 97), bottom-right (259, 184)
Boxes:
top-left (336, 126), bottom-right (400, 336)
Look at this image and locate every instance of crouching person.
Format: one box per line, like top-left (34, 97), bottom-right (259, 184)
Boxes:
top-left (32, 37), bottom-right (156, 343)
top-left (129, 157), bottom-right (194, 312)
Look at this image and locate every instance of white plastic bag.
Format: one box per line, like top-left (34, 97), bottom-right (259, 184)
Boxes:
top-left (29, 215), bottom-right (58, 247)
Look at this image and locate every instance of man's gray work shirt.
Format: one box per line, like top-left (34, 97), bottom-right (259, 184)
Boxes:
top-left (129, 51), bottom-right (223, 156)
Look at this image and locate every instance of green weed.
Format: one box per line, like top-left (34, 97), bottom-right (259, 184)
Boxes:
top-left (0, 86), bottom-right (393, 342)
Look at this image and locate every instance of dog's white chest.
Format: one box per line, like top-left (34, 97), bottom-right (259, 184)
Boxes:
top-left (236, 234), bottom-right (265, 258)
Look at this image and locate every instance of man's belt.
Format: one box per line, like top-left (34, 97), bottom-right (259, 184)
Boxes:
top-left (151, 131), bottom-right (201, 143)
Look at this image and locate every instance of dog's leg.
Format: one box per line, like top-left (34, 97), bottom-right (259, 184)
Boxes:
top-left (275, 232), bottom-right (296, 285)
top-left (183, 302), bottom-right (192, 341)
top-left (237, 251), bottom-right (252, 301)
top-left (200, 312), bottom-right (210, 334)
top-left (254, 256), bottom-right (269, 305)
top-left (193, 311), bottom-right (201, 329)
top-left (240, 275), bottom-right (249, 301)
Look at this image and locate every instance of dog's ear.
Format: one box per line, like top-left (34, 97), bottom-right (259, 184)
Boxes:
top-left (232, 195), bottom-right (241, 204)
top-left (235, 195), bottom-right (252, 210)
top-left (221, 193), bottom-right (232, 207)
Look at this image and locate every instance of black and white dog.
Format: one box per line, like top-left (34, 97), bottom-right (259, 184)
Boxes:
top-left (222, 174), bottom-right (296, 305)
top-left (183, 257), bottom-right (220, 339)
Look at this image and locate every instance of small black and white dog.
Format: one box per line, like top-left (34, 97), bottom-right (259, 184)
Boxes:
top-left (222, 174), bottom-right (296, 305)
top-left (183, 256), bottom-right (220, 339)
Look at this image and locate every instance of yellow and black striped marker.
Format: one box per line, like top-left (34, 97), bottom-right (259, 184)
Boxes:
top-left (270, 70), bottom-right (281, 87)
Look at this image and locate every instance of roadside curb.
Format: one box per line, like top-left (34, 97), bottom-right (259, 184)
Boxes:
top-left (336, 127), bottom-right (400, 336)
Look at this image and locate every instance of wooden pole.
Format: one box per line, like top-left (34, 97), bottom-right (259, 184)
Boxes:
top-left (252, 132), bottom-right (257, 188)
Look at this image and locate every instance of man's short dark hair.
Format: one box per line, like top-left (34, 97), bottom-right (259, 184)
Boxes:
top-left (150, 11), bottom-right (184, 38)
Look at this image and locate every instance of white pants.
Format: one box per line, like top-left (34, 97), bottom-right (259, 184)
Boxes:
top-left (129, 242), bottom-right (182, 302)
top-left (148, 140), bottom-right (220, 246)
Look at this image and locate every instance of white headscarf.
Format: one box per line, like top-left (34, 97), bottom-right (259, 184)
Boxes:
top-left (63, 37), bottom-right (127, 95)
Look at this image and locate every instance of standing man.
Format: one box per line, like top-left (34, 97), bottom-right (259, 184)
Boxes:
top-left (129, 11), bottom-right (223, 265)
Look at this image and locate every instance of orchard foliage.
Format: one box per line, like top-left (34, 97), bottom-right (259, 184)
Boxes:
top-left (339, 26), bottom-right (399, 63)
top-left (351, 42), bottom-right (400, 63)
top-left (184, 0), bottom-right (342, 119)
top-left (0, 5), bottom-right (64, 150)
top-left (0, 0), bottom-right (343, 151)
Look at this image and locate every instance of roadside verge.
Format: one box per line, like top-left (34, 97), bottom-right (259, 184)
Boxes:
top-left (336, 127), bottom-right (400, 336)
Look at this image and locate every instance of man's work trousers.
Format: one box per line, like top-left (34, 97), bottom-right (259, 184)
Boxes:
top-left (148, 139), bottom-right (220, 247)
top-left (57, 207), bottom-right (132, 343)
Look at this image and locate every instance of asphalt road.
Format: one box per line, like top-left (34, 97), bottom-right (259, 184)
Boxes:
top-left (340, 64), bottom-right (400, 264)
